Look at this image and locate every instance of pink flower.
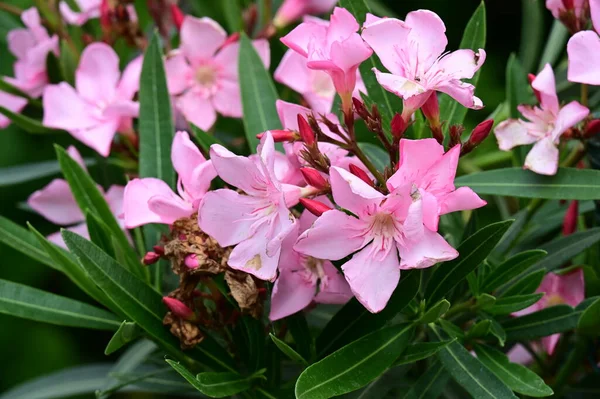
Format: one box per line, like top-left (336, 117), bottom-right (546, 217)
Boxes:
top-left (165, 16), bottom-right (270, 131)
top-left (494, 64), bottom-right (589, 175)
top-left (361, 11), bottom-right (486, 117)
top-left (387, 139), bottom-right (486, 232)
top-left (567, 0), bottom-right (600, 84)
top-left (0, 92), bottom-right (28, 129)
top-left (281, 7), bottom-right (373, 109)
top-left (43, 43), bottom-right (143, 156)
top-left (512, 268), bottom-right (585, 355)
top-left (123, 131), bottom-right (216, 228)
top-left (60, 0), bottom-right (101, 26)
top-left (547, 0), bottom-right (588, 19)
top-left (294, 166), bottom-right (458, 313)
top-left (27, 146), bottom-right (124, 248)
top-left (198, 132), bottom-right (300, 281)
top-left (274, 49), bottom-right (367, 114)
top-left (273, 0), bottom-right (338, 28)
top-left (270, 204), bottom-right (353, 320)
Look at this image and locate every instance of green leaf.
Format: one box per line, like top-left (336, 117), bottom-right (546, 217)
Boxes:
top-left (0, 78), bottom-right (39, 103)
top-left (0, 215), bottom-right (54, 268)
top-left (295, 323), bottom-right (414, 399)
top-left (466, 320), bottom-right (492, 339)
top-left (62, 231), bottom-right (236, 371)
top-left (0, 106), bottom-right (65, 134)
top-left (190, 123), bottom-right (225, 153)
top-left (481, 250), bottom-right (547, 293)
top-left (317, 271), bottom-right (419, 357)
top-left (430, 326), bottom-right (517, 399)
top-left (503, 304), bottom-right (579, 341)
top-left (426, 220), bottom-right (513, 304)
top-left (0, 158), bottom-right (95, 187)
top-left (476, 293), bottom-right (497, 308)
top-left (339, 0), bottom-right (403, 130)
top-left (269, 333), bottom-right (308, 366)
top-left (86, 211), bottom-right (116, 257)
top-left (239, 32), bottom-right (281, 151)
top-left (455, 168), bottom-right (600, 200)
top-left (490, 209), bottom-right (529, 262)
top-left (139, 33), bottom-right (175, 188)
top-left (538, 20), bottom-right (569, 69)
top-left (358, 142), bottom-right (388, 171)
top-left (501, 269), bottom-right (545, 297)
top-left (420, 299), bottom-right (450, 324)
top-left (506, 54), bottom-right (533, 120)
top-left (341, 367), bottom-right (409, 399)
top-left (480, 314), bottom-right (507, 346)
top-left (394, 340), bottom-right (455, 366)
top-left (474, 344), bottom-right (553, 397)
top-left (166, 360), bottom-right (254, 398)
top-left (439, 1), bottom-right (487, 128)
top-left (484, 293), bottom-right (543, 315)
top-left (577, 296), bottom-right (600, 336)
top-left (403, 360), bottom-right (451, 399)
top-left (518, 0), bottom-right (544, 72)
top-left (0, 279), bottom-right (120, 330)
top-left (287, 313), bottom-right (313, 362)
top-left (220, 0), bottom-right (242, 31)
top-left (530, 228), bottom-right (600, 272)
top-left (59, 39), bottom-right (78, 85)
top-left (105, 321), bottom-right (142, 355)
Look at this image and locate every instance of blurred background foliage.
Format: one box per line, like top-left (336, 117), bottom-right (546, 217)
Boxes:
top-left (0, 0), bottom-right (548, 396)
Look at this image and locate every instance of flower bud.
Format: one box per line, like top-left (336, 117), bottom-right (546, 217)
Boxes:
top-left (300, 168), bottom-right (329, 190)
top-left (297, 114), bottom-right (316, 145)
top-left (349, 164), bottom-right (373, 187)
top-left (184, 254), bottom-right (199, 269)
top-left (528, 73), bottom-right (542, 103)
top-left (257, 130), bottom-right (297, 142)
top-left (461, 120), bottom-right (493, 156)
top-left (584, 119), bottom-right (600, 138)
top-left (162, 297), bottom-right (197, 321)
top-left (563, 200), bottom-right (578, 236)
top-left (421, 93), bottom-right (440, 124)
top-left (152, 245), bottom-right (165, 255)
top-left (299, 198), bottom-right (333, 217)
top-left (143, 251), bottom-right (160, 265)
top-left (170, 4), bottom-right (184, 31)
top-left (562, 0), bottom-right (575, 10)
top-left (100, 0), bottom-right (111, 29)
top-left (391, 113), bottom-right (406, 139)
top-left (222, 32), bottom-right (240, 48)
top-left (353, 97), bottom-right (370, 119)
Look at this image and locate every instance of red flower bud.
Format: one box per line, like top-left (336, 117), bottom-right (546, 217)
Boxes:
top-left (300, 168), bottom-right (329, 190)
top-left (391, 113), bottom-right (407, 139)
top-left (170, 4), bottom-right (184, 31)
top-left (162, 297), bottom-right (197, 321)
top-left (563, 200), bottom-right (578, 236)
top-left (584, 119), bottom-right (600, 138)
top-left (352, 97), bottom-right (369, 119)
top-left (100, 0), bottom-right (111, 29)
top-left (152, 245), bottom-right (165, 255)
top-left (421, 93), bottom-right (440, 123)
top-left (256, 130), bottom-right (297, 142)
top-left (297, 114), bottom-right (315, 145)
top-left (470, 119), bottom-right (494, 145)
top-left (299, 198), bottom-right (333, 217)
top-left (184, 254), bottom-right (199, 269)
top-left (349, 164), bottom-right (373, 187)
top-left (143, 251), bottom-right (160, 265)
top-left (562, 0), bottom-right (575, 10)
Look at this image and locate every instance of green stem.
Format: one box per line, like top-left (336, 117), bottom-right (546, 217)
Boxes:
top-left (581, 84), bottom-right (589, 107)
top-left (443, 300), bottom-right (473, 319)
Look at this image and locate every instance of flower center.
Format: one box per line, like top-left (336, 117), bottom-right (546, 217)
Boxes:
top-left (546, 294), bottom-right (565, 307)
top-left (195, 65), bottom-right (217, 87)
top-left (311, 71), bottom-right (335, 98)
top-left (369, 212), bottom-right (399, 239)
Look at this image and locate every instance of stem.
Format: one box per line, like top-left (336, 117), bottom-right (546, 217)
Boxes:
top-left (581, 84), bottom-right (589, 107)
top-left (350, 143), bottom-right (386, 187)
top-left (0, 3), bottom-right (21, 16)
top-left (443, 300), bottom-right (473, 319)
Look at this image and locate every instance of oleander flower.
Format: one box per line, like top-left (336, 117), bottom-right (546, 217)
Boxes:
top-left (273, 0), bottom-right (338, 28)
top-left (59, 0), bottom-right (101, 26)
top-left (567, 0), bottom-right (600, 84)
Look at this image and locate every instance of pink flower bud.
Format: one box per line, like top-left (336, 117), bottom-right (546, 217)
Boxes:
top-left (299, 198), bottom-right (333, 217)
top-left (421, 93), bottom-right (440, 124)
top-left (153, 245), bottom-right (165, 255)
top-left (257, 130), bottom-right (297, 142)
top-left (584, 119), bottom-right (600, 138)
top-left (470, 119), bottom-right (494, 145)
top-left (562, 0), bottom-right (575, 10)
top-left (349, 164), bottom-right (373, 187)
top-left (143, 252), bottom-right (160, 265)
top-left (563, 200), bottom-right (578, 236)
top-left (528, 73), bottom-right (542, 103)
top-left (300, 168), bottom-right (329, 190)
top-left (170, 4), bottom-right (184, 31)
top-left (184, 254), bottom-right (199, 269)
top-left (162, 297), bottom-right (197, 321)
top-left (391, 113), bottom-right (407, 139)
top-left (100, 0), bottom-right (111, 29)
top-left (353, 97), bottom-right (369, 119)
top-left (297, 114), bottom-right (316, 145)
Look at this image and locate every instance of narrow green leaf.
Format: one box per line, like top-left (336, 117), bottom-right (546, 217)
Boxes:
top-left (317, 271), bottom-right (419, 357)
top-left (342, 367), bottom-right (409, 399)
top-left (86, 211), bottom-right (116, 257)
top-left (239, 32), bottom-right (281, 151)
top-left (474, 344), bottom-right (553, 397)
top-left (519, 0), bottom-right (544, 72)
top-left (403, 360), bottom-right (451, 399)
top-left (530, 228), bottom-right (600, 272)
top-left (538, 20), bottom-right (569, 69)
top-left (490, 209), bottom-right (529, 262)
top-left (0, 106), bottom-right (65, 134)
top-left (455, 168), bottom-right (600, 200)
top-left (431, 326), bottom-right (517, 399)
top-left (577, 296), bottom-right (600, 336)
top-left (0, 78), bottom-right (39, 103)
top-left (287, 312), bottom-right (313, 362)
top-left (439, 1), bottom-right (487, 128)
top-left (479, 314), bottom-right (507, 346)
top-left (0, 279), bottom-right (120, 330)
top-left (426, 220), bottom-right (513, 304)
top-left (501, 269), bottom-right (545, 297)
top-left (59, 39), bottom-right (78, 85)
top-left (466, 320), bottom-right (492, 339)
top-left (476, 293), bottom-right (497, 308)
top-left (484, 293), bottom-right (543, 315)
top-left (394, 340), bottom-right (455, 366)
top-left (269, 333), bottom-right (308, 366)
top-left (166, 360), bottom-right (253, 398)
top-left (105, 321), bottom-right (142, 355)
top-left (503, 304), bottom-right (579, 341)
top-left (139, 33), bottom-right (175, 188)
top-left (482, 250), bottom-right (547, 293)
top-left (357, 142), bottom-right (388, 172)
top-left (0, 158), bottom-right (94, 187)
top-left (190, 123), bottom-right (225, 153)
top-left (0, 215), bottom-right (54, 268)
top-left (295, 323), bottom-right (414, 399)
top-left (506, 54), bottom-right (533, 120)
top-left (221, 0), bottom-right (242, 31)
top-left (420, 299), bottom-right (450, 324)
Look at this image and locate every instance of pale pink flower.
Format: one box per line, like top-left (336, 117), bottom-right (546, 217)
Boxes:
top-left (294, 166), bottom-right (458, 313)
top-left (567, 0), bottom-right (600, 84)
top-left (274, 48), bottom-right (366, 115)
top-left (507, 344), bottom-right (534, 365)
top-left (43, 43), bottom-right (143, 157)
top-left (361, 11), bottom-right (486, 117)
top-left (165, 16), bottom-right (270, 131)
top-left (273, 0), bottom-right (338, 28)
top-left (494, 64), bottom-right (589, 175)
top-left (270, 204), bottom-right (353, 320)
top-left (386, 139), bottom-right (486, 232)
top-left (27, 146), bottom-right (124, 248)
top-left (198, 132), bottom-right (301, 281)
top-left (0, 92), bottom-right (28, 129)
top-left (123, 131), bottom-right (216, 228)
top-left (280, 7), bottom-right (373, 109)
top-left (512, 268), bottom-right (585, 355)
top-left (59, 0), bottom-right (101, 26)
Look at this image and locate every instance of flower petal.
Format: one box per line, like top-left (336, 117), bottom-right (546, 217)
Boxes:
top-left (228, 222), bottom-right (281, 281)
top-left (48, 222), bottom-right (89, 249)
top-left (42, 83), bottom-right (97, 130)
top-left (314, 261), bottom-right (353, 304)
top-left (209, 144), bottom-right (265, 195)
top-left (436, 49), bottom-right (486, 80)
top-left (274, 50), bottom-right (312, 96)
top-left (494, 119), bottom-right (538, 151)
top-left (405, 10), bottom-right (448, 66)
top-left (269, 269), bottom-right (316, 320)
top-left (533, 64), bottom-right (559, 114)
top-left (181, 16), bottom-right (226, 64)
top-left (330, 166), bottom-right (385, 217)
top-left (172, 131), bottom-right (206, 187)
top-left (373, 69), bottom-right (427, 99)
top-left (68, 118), bottom-right (120, 157)
top-left (361, 17), bottom-right (410, 75)
top-left (551, 100), bottom-right (589, 141)
top-left (567, 31), bottom-right (600, 85)
top-left (27, 179), bottom-right (84, 225)
top-left (524, 137), bottom-right (559, 175)
top-left (176, 90), bottom-right (217, 131)
top-left (0, 91), bottom-right (28, 128)
top-left (281, 20), bottom-right (327, 57)
top-left (75, 43), bottom-right (120, 103)
top-left (164, 53), bottom-right (193, 95)
top-left (117, 55), bottom-right (143, 100)
top-left (387, 138), bottom-right (445, 191)
top-left (439, 187), bottom-right (487, 215)
top-left (212, 79), bottom-right (242, 118)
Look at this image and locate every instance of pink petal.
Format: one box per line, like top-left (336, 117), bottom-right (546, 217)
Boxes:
top-left (65, 146), bottom-right (86, 170)
top-left (48, 223), bottom-right (89, 249)
top-left (405, 10), bottom-right (448, 66)
top-left (551, 101), bottom-right (589, 141)
top-left (212, 79), bottom-right (242, 118)
top-left (198, 189), bottom-right (257, 246)
top-left (567, 31), bottom-right (600, 85)
top-left (59, 1), bottom-right (99, 26)
top-left (276, 99), bottom-right (309, 130)
top-left (27, 179), bottom-right (84, 225)
top-left (186, 161), bottom-right (217, 202)
top-left (266, 195), bottom-right (298, 257)
top-left (329, 33), bottom-right (372, 77)
top-left (494, 119), bottom-right (538, 151)
top-left (361, 17), bottom-right (410, 75)
top-left (147, 195), bottom-right (196, 222)
top-left (436, 49), bottom-right (486, 80)
top-left (557, 268), bottom-right (585, 307)
top-left (42, 83), bottom-right (97, 130)
top-left (180, 16), bottom-right (226, 64)
top-left (592, 0), bottom-right (600, 32)
top-left (281, 21), bottom-right (327, 58)
top-left (533, 64), bottom-right (559, 115)
top-left (342, 243), bottom-right (401, 313)
top-left (274, 50), bottom-right (312, 96)
top-left (269, 269), bottom-right (316, 320)
top-left (228, 223), bottom-right (281, 281)
top-left (164, 53), bottom-right (193, 95)
top-left (330, 166), bottom-right (385, 217)
top-left (7, 29), bottom-right (35, 60)
top-left (327, 7), bottom-right (359, 44)
top-left (68, 119), bottom-right (120, 157)
top-left (314, 261), bottom-right (353, 304)
top-left (420, 190), bottom-right (440, 232)
top-left (0, 91), bottom-right (28, 128)
top-left (117, 55), bottom-right (143, 100)
top-left (176, 90), bottom-right (217, 131)
top-left (421, 144), bottom-right (460, 193)
top-left (209, 144), bottom-right (265, 196)
top-left (507, 345), bottom-right (533, 365)
top-left (172, 130), bottom-right (206, 187)
top-left (542, 334), bottom-right (560, 356)
top-left (274, 0), bottom-right (337, 26)
top-left (524, 137), bottom-right (559, 175)
top-left (439, 187), bottom-right (487, 215)
top-left (214, 40), bottom-right (270, 80)
top-left (104, 185), bottom-right (125, 225)
top-left (387, 138), bottom-right (445, 191)
top-left (435, 80), bottom-right (482, 109)
top-left (75, 43), bottom-right (120, 103)
top-left (294, 209), bottom-right (366, 260)
top-left (373, 69), bottom-right (428, 99)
